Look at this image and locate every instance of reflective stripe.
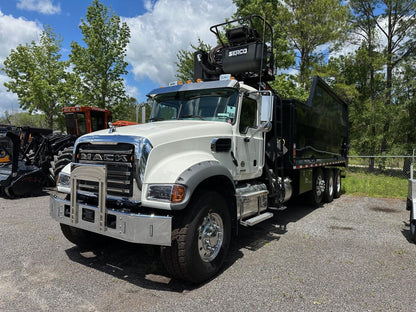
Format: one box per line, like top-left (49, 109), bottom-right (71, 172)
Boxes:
top-left (293, 160), bottom-right (346, 170)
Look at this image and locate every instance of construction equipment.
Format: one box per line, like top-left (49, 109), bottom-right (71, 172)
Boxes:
top-left (1, 107), bottom-right (115, 197)
top-left (0, 125), bottom-right (63, 197)
top-left (49, 106), bottom-right (113, 180)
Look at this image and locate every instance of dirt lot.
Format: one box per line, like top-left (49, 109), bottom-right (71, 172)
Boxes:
top-left (0, 192), bottom-right (415, 312)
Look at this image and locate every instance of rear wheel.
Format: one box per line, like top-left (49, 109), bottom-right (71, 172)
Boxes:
top-left (309, 168), bottom-right (325, 206)
top-left (333, 169), bottom-right (342, 199)
top-left (323, 169), bottom-right (334, 203)
top-left (160, 190), bottom-right (231, 284)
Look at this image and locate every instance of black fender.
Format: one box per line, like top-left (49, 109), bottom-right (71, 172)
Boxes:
top-left (171, 160), bottom-right (235, 211)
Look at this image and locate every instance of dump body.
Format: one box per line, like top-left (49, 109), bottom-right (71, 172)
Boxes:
top-left (281, 76), bottom-right (348, 170)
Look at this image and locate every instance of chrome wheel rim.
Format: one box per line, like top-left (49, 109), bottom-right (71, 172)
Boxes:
top-left (336, 173), bottom-right (341, 194)
top-left (328, 176), bottom-right (334, 196)
top-left (198, 212), bottom-right (224, 262)
top-left (316, 175), bottom-right (325, 197)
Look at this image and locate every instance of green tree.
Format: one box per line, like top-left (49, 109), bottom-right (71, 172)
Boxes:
top-left (277, 0), bottom-right (350, 89)
top-left (2, 26), bottom-right (68, 128)
top-left (0, 111), bottom-right (48, 128)
top-left (390, 59), bottom-right (416, 153)
top-left (175, 39), bottom-right (212, 82)
top-left (349, 0), bottom-right (416, 155)
top-left (70, 0), bottom-right (131, 113)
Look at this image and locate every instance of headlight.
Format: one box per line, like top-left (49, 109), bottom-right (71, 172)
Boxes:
top-left (57, 172), bottom-right (70, 187)
top-left (56, 172), bottom-right (71, 193)
top-left (137, 140), bottom-right (152, 190)
top-left (147, 184), bottom-right (186, 203)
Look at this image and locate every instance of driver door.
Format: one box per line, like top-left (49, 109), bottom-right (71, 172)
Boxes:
top-left (234, 95), bottom-right (263, 180)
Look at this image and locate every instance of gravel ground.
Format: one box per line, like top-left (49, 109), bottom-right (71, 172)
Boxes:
top-left (0, 192), bottom-right (415, 312)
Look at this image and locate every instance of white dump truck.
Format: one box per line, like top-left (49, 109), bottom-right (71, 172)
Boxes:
top-left (50, 16), bottom-right (348, 283)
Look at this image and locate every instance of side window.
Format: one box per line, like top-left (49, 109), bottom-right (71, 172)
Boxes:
top-left (91, 111), bottom-right (106, 132)
top-left (239, 97), bottom-right (257, 133)
top-left (65, 113), bottom-right (77, 135)
top-left (76, 113), bottom-right (87, 135)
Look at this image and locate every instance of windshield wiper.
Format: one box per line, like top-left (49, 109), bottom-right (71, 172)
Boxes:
top-left (149, 117), bottom-right (164, 121)
top-left (179, 115), bottom-right (205, 120)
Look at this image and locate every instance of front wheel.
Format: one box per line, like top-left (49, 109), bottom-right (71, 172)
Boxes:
top-left (60, 224), bottom-right (105, 250)
top-left (161, 190), bottom-right (231, 284)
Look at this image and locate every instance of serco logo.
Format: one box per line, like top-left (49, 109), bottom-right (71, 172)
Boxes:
top-left (228, 48), bottom-right (248, 57)
top-left (80, 153), bottom-right (129, 162)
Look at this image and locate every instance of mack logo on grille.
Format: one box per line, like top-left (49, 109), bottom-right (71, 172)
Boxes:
top-left (80, 153), bottom-right (129, 162)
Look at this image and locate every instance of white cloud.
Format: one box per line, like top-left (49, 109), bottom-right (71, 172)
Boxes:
top-left (125, 80), bottom-right (139, 99)
top-left (0, 10), bottom-right (43, 117)
top-left (143, 0), bottom-right (156, 12)
top-left (0, 75), bottom-right (19, 116)
top-left (16, 0), bottom-right (61, 15)
top-left (124, 0), bottom-right (236, 86)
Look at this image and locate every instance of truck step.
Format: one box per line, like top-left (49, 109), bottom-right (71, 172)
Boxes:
top-left (240, 212), bottom-right (274, 227)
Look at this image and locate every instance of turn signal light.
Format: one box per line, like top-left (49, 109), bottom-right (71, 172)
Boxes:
top-left (171, 185), bottom-right (185, 203)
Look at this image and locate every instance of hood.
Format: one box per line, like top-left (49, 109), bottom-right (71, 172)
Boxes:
top-left (77, 120), bottom-right (233, 147)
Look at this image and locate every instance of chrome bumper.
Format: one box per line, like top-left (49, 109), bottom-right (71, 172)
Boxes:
top-left (50, 195), bottom-right (172, 246)
top-left (50, 163), bottom-right (172, 246)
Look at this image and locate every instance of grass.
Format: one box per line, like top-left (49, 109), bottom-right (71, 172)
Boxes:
top-left (342, 169), bottom-right (408, 198)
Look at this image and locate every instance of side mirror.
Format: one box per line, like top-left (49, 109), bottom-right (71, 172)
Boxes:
top-left (260, 95), bottom-right (273, 122)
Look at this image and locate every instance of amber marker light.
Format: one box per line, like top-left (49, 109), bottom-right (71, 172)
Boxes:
top-left (171, 184), bottom-right (186, 203)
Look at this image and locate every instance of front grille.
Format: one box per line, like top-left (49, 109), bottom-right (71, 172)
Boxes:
top-left (77, 143), bottom-right (135, 197)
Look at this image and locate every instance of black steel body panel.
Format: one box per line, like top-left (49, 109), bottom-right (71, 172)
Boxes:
top-left (280, 76), bottom-right (348, 169)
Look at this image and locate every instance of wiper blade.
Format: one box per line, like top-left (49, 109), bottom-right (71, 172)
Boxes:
top-left (179, 115), bottom-right (205, 120)
top-left (149, 117), bottom-right (164, 121)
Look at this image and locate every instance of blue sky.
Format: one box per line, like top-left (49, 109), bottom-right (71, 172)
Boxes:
top-left (0, 0), bottom-right (236, 116)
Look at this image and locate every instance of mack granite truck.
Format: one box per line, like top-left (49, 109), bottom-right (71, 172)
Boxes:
top-left (50, 16), bottom-right (348, 283)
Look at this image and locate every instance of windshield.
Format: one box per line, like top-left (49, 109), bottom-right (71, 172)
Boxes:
top-left (149, 88), bottom-right (238, 123)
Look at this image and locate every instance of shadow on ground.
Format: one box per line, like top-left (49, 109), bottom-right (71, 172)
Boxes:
top-left (65, 196), bottom-right (317, 292)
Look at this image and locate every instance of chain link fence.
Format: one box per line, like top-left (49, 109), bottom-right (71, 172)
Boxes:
top-left (348, 155), bottom-right (414, 180)
top-left (345, 153), bottom-right (415, 197)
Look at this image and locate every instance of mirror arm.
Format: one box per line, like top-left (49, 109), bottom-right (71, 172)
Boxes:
top-left (244, 121), bottom-right (272, 142)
